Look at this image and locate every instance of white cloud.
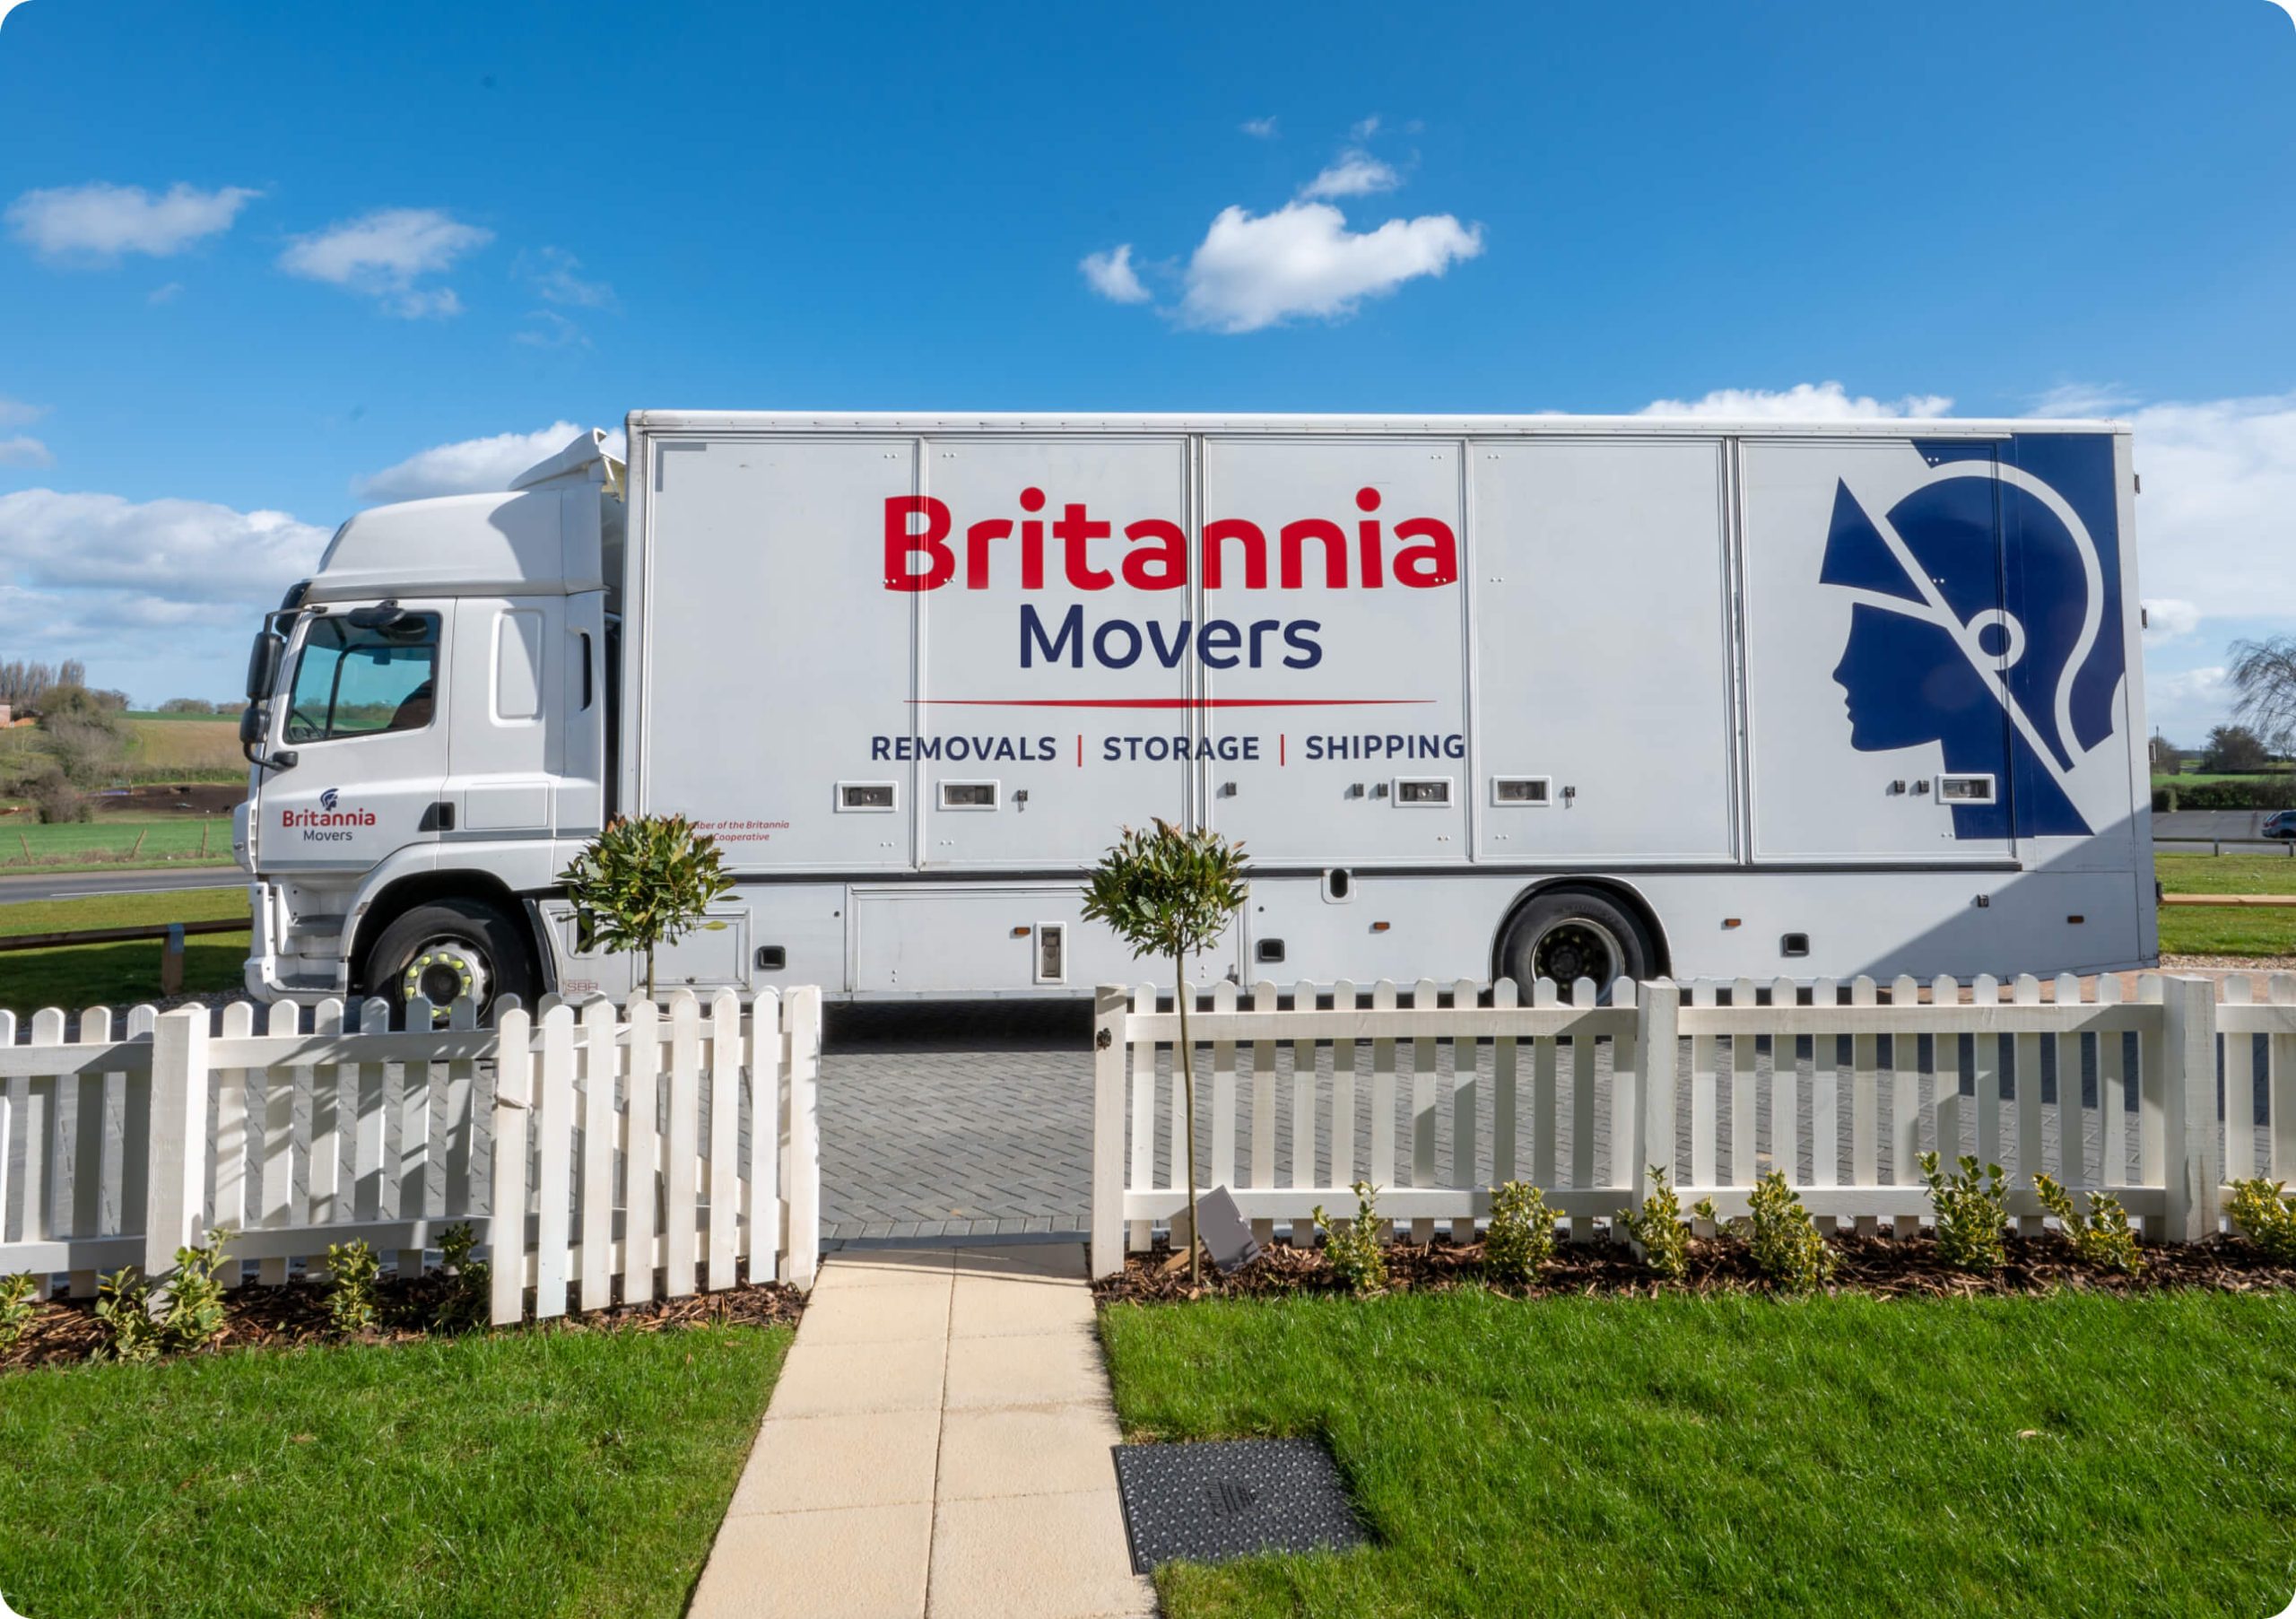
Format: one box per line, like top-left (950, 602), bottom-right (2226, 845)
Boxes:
top-left (1351, 115), bottom-right (1380, 140)
top-left (1639, 380), bottom-right (1956, 420)
top-left (5, 181), bottom-right (258, 260)
top-left (352, 421), bottom-right (622, 502)
top-left (278, 207), bottom-right (492, 318)
top-left (513, 310), bottom-right (589, 349)
top-left (2030, 381), bottom-right (2137, 417)
top-left (2114, 390), bottom-right (2296, 624)
top-left (1241, 116), bottom-right (1278, 139)
top-left (0, 436), bottom-right (53, 468)
top-left (0, 488), bottom-right (327, 650)
top-left (147, 280), bottom-right (183, 305)
top-left (0, 396), bottom-right (46, 428)
top-left (1080, 244), bottom-right (1151, 304)
top-left (1177, 200), bottom-right (1483, 334)
top-left (518, 246), bottom-right (613, 309)
top-left (2142, 663), bottom-right (2232, 744)
top-left (1300, 150), bottom-right (1399, 200)
top-left (2141, 596), bottom-right (2202, 644)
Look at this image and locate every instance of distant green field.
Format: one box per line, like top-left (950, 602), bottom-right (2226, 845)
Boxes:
top-left (0, 813), bottom-right (234, 872)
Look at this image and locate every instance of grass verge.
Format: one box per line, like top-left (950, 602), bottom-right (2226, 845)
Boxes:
top-left (1100, 1290), bottom-right (2296, 1616)
top-left (0, 812), bottom-right (235, 870)
top-left (2155, 851), bottom-right (2296, 956)
top-left (0, 886), bottom-right (249, 1014)
top-left (0, 1322), bottom-right (789, 1618)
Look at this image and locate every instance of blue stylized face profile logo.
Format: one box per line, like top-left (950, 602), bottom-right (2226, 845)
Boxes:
top-left (1822, 436), bottom-right (2125, 839)
top-left (320, 787), bottom-right (340, 812)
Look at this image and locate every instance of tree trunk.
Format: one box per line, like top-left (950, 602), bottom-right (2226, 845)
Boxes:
top-left (1176, 953), bottom-right (1199, 1287)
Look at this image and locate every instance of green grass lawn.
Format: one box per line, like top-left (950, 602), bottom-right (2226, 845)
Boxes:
top-left (2155, 851), bottom-right (2296, 957)
top-left (1100, 1291), bottom-right (2296, 1617)
top-left (0, 812), bottom-right (236, 871)
top-left (0, 886), bottom-right (250, 1014)
top-left (0, 1323), bottom-right (790, 1618)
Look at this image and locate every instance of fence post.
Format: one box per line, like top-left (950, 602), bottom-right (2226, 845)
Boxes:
top-left (1090, 984), bottom-right (1128, 1281)
top-left (143, 1006), bottom-right (211, 1304)
top-left (783, 987), bottom-right (821, 1289)
top-left (2161, 974), bottom-right (2222, 1241)
top-left (160, 924), bottom-right (185, 997)
top-left (1631, 981), bottom-right (1681, 1215)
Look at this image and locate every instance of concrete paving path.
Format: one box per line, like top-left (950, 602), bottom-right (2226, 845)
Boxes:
top-left (690, 1242), bottom-right (1156, 1619)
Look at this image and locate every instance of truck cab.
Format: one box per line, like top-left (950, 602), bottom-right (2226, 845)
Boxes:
top-left (235, 431), bottom-right (619, 1015)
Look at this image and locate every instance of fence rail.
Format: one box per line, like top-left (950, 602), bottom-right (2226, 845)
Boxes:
top-left (1088, 973), bottom-right (2296, 1278)
top-left (2, 988), bottom-right (822, 1321)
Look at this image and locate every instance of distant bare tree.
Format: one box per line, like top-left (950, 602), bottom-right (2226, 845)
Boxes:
top-left (2230, 634), bottom-right (2296, 758)
top-left (2202, 724), bottom-right (2272, 776)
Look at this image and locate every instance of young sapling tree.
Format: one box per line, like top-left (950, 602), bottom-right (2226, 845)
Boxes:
top-left (557, 814), bottom-right (735, 1003)
top-left (1082, 818), bottom-right (1248, 1287)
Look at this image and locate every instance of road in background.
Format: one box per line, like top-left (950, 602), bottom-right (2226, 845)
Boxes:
top-left (0, 868), bottom-right (246, 906)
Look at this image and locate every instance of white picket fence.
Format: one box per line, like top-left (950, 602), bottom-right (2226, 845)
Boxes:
top-left (1087, 973), bottom-right (2296, 1278)
top-left (0, 988), bottom-right (821, 1322)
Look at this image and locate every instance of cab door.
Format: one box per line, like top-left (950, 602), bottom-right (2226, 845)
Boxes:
top-left (257, 602), bottom-right (453, 872)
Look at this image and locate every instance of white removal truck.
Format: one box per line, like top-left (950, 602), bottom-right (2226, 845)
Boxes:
top-left (233, 413), bottom-right (2154, 1014)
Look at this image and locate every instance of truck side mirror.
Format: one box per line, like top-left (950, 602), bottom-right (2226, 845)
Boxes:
top-left (238, 703), bottom-right (267, 747)
top-left (245, 628), bottom-right (284, 701)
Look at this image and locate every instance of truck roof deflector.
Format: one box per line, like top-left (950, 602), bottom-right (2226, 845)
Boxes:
top-left (511, 427), bottom-right (625, 497)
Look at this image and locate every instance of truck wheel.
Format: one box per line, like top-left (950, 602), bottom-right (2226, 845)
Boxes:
top-left (362, 899), bottom-right (538, 1024)
top-left (1498, 888), bottom-right (1656, 1001)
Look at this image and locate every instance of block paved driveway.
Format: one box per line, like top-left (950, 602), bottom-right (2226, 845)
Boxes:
top-left (818, 1001), bottom-right (1100, 1241)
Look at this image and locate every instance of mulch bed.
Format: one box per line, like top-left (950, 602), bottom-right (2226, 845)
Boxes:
top-left (1096, 1231), bottom-right (2296, 1304)
top-left (3, 1265), bottom-right (804, 1371)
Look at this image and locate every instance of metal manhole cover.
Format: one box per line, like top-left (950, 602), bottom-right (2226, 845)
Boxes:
top-left (1111, 1437), bottom-right (1368, 1571)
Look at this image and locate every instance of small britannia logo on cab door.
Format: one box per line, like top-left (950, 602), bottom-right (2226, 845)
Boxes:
top-left (320, 788), bottom-right (340, 812)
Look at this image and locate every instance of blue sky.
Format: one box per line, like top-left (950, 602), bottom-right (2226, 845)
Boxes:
top-left (2, 0), bottom-right (2292, 734)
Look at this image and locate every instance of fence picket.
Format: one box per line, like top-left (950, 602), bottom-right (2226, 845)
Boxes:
top-left (2272, 974), bottom-right (2296, 1180)
top-left (1250, 979), bottom-right (1278, 1248)
top-left (490, 1005), bottom-right (532, 1325)
top-left (624, 998), bottom-right (660, 1306)
top-left (2136, 974), bottom-right (2167, 1240)
top-left (1411, 978), bottom-right (1440, 1246)
top-left (664, 993), bottom-right (702, 1300)
top-left (2224, 977), bottom-right (2256, 1186)
top-left (1169, 982), bottom-right (1196, 1258)
top-left (22, 1010), bottom-right (62, 1295)
top-left (398, 997), bottom-right (437, 1281)
top-left (1690, 981), bottom-right (1717, 1193)
top-left (1850, 977), bottom-right (1878, 1237)
top-left (258, 1001), bottom-right (298, 1285)
top-left (1570, 977), bottom-right (1597, 1240)
top-left (1889, 976), bottom-right (1922, 1237)
top-left (1128, 985), bottom-right (1155, 1253)
top-left (69, 1006), bottom-right (112, 1297)
top-left (2098, 975), bottom-right (2126, 1188)
top-left (0, 1014), bottom-right (11, 1271)
top-left (1533, 978), bottom-right (1559, 1193)
top-left (748, 988), bottom-right (783, 1281)
top-left (1370, 980), bottom-right (1397, 1240)
top-left (1771, 978), bottom-right (1802, 1183)
top-left (1731, 979), bottom-right (1759, 1192)
top-left (214, 1002), bottom-right (257, 1287)
top-left (533, 1005), bottom-right (576, 1319)
top-left (309, 999), bottom-right (344, 1226)
top-left (1451, 976), bottom-right (1481, 1245)
top-left (1492, 979), bottom-right (1519, 1191)
top-left (1210, 981), bottom-right (1238, 1197)
top-left (354, 997), bottom-right (391, 1224)
top-left (1930, 977), bottom-right (1962, 1175)
top-left (1972, 975), bottom-right (2003, 1181)
top-left (578, 998), bottom-right (617, 1309)
top-left (2050, 973), bottom-right (2084, 1190)
top-left (1609, 979), bottom-right (1639, 1197)
top-left (1328, 980), bottom-right (1358, 1198)
top-left (1808, 980), bottom-right (1838, 1232)
top-left (2013, 976), bottom-right (2045, 1234)
top-left (708, 990), bottom-right (742, 1288)
top-left (1290, 980), bottom-right (1318, 1249)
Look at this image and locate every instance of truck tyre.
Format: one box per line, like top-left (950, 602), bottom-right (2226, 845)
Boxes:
top-left (361, 898), bottom-right (539, 1023)
top-left (1497, 887), bottom-right (1656, 1001)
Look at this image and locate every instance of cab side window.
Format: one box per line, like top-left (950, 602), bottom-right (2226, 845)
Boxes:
top-left (283, 613), bottom-right (441, 743)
